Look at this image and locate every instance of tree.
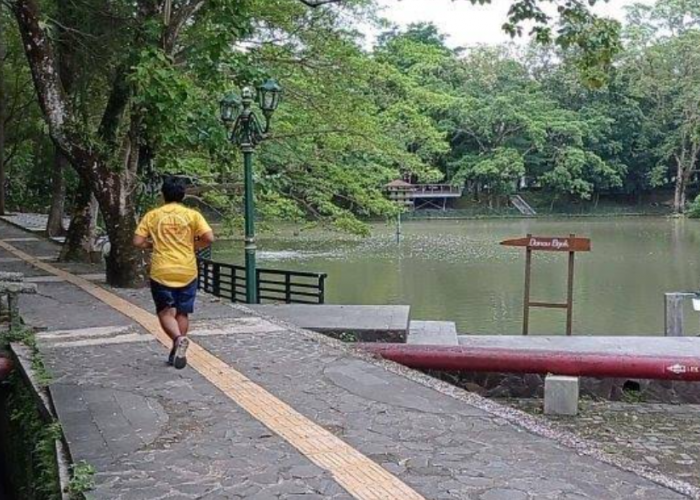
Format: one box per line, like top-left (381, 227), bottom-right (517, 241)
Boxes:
top-left (625, 0), bottom-right (700, 213)
top-left (433, 45), bottom-right (621, 202)
top-left (0, 5), bottom-right (6, 216)
top-left (7, 0), bottom-right (257, 285)
top-left (6, 0), bottom-right (625, 286)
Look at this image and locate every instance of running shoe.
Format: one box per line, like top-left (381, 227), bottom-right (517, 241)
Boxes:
top-left (172, 336), bottom-right (190, 370)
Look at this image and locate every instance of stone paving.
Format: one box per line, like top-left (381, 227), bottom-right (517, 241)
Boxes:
top-left (0, 212), bottom-right (70, 242)
top-left (0, 219), bottom-right (697, 499)
top-left (509, 398), bottom-right (700, 489)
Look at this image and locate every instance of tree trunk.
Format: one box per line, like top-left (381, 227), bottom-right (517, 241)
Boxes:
top-left (60, 179), bottom-right (96, 262)
top-left (103, 223), bottom-right (143, 287)
top-left (12, 0), bottom-right (146, 287)
top-left (46, 0), bottom-right (76, 237)
top-left (0, 7), bottom-right (6, 216)
top-left (93, 114), bottom-right (145, 287)
top-left (46, 149), bottom-right (68, 237)
top-left (673, 162), bottom-right (687, 214)
top-left (101, 191), bottom-right (143, 287)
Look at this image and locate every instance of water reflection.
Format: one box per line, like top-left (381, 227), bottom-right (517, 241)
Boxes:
top-left (215, 217), bottom-right (700, 336)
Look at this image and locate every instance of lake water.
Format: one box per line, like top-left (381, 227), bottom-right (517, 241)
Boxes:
top-left (215, 217), bottom-right (700, 336)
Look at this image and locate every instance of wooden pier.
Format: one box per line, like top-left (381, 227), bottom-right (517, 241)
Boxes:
top-left (385, 180), bottom-right (463, 210)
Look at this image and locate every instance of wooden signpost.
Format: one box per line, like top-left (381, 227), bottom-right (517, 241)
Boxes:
top-left (501, 234), bottom-right (591, 336)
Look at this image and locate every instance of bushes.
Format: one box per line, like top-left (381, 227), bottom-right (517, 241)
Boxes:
top-left (687, 195), bottom-right (700, 218)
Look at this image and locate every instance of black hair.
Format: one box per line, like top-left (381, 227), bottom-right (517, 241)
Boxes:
top-left (162, 177), bottom-right (186, 203)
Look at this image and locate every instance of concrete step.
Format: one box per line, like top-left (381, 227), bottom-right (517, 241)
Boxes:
top-left (248, 304), bottom-right (410, 342)
top-left (457, 334), bottom-right (700, 357)
top-left (407, 320), bottom-right (459, 346)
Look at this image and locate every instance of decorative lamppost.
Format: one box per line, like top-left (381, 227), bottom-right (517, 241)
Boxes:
top-left (220, 79), bottom-right (282, 303)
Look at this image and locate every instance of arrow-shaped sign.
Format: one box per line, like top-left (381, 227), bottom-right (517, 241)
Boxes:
top-left (500, 236), bottom-right (591, 252)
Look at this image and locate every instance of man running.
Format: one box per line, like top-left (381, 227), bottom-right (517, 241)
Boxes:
top-left (133, 177), bottom-right (214, 369)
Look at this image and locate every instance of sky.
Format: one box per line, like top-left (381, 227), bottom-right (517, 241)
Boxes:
top-left (368, 0), bottom-right (654, 47)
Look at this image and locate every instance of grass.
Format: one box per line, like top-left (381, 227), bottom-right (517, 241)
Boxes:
top-left (67, 461), bottom-right (96, 498)
top-left (3, 326), bottom-right (52, 387)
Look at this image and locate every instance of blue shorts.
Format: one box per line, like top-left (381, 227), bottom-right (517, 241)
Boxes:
top-left (150, 279), bottom-right (198, 314)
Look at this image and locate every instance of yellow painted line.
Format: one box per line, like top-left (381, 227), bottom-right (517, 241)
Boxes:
top-left (0, 240), bottom-right (425, 500)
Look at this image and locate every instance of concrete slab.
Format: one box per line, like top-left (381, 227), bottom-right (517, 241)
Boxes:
top-left (25, 274), bottom-right (105, 283)
top-left (0, 213), bottom-right (70, 233)
top-left (408, 320), bottom-right (458, 345)
top-left (458, 334), bottom-right (700, 358)
top-left (20, 281), bottom-right (134, 331)
top-left (249, 304), bottom-right (410, 342)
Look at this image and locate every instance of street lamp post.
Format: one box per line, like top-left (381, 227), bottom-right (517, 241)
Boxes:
top-left (221, 79), bottom-right (282, 303)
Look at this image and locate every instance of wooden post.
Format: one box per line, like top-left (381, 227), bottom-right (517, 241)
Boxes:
top-left (522, 234), bottom-right (533, 336)
top-left (396, 212), bottom-right (402, 243)
top-left (503, 234), bottom-right (590, 337)
top-left (665, 293), bottom-right (686, 337)
top-left (566, 233), bottom-right (576, 336)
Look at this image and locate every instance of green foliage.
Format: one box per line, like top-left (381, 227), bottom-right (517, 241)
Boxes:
top-left (67, 461), bottom-right (96, 498)
top-left (4, 327), bottom-right (53, 387)
top-left (3, 373), bottom-right (62, 500)
top-left (453, 148), bottom-right (525, 195)
top-left (333, 331), bottom-right (358, 343)
top-left (622, 0), bottom-right (700, 212)
top-left (6, 0), bottom-right (700, 232)
top-left (687, 194), bottom-right (700, 218)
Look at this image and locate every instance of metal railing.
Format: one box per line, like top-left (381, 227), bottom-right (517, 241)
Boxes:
top-left (412, 184), bottom-right (463, 196)
top-left (197, 256), bottom-right (327, 305)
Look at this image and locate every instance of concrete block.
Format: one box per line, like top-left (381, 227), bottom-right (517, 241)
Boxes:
top-left (408, 321), bottom-right (458, 346)
top-left (544, 375), bottom-right (579, 416)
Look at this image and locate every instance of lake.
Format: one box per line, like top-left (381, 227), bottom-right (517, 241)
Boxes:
top-left (214, 217), bottom-right (700, 336)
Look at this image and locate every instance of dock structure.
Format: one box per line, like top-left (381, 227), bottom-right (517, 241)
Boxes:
top-left (510, 194), bottom-right (537, 216)
top-left (385, 179), bottom-right (463, 210)
top-left (0, 219), bottom-right (697, 499)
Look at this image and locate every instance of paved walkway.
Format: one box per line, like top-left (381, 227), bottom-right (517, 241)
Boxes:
top-left (0, 220), bottom-right (696, 499)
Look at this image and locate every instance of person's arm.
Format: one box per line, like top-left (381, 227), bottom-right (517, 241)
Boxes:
top-left (194, 213), bottom-right (214, 249)
top-left (195, 231), bottom-right (214, 249)
top-left (133, 234), bottom-right (153, 250)
top-left (134, 213), bottom-right (153, 250)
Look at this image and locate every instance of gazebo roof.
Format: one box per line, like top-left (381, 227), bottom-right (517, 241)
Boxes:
top-left (385, 179), bottom-right (413, 188)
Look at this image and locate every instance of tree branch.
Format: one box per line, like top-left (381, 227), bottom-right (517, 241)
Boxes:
top-left (97, 66), bottom-right (130, 146)
top-left (163, 0), bottom-right (206, 54)
top-left (10, 0), bottom-right (102, 183)
top-left (11, 0), bottom-right (70, 143)
top-left (297, 0), bottom-right (346, 7)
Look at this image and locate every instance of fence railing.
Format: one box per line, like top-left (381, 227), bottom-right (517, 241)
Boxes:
top-left (197, 255), bottom-right (327, 305)
top-left (412, 184), bottom-right (463, 196)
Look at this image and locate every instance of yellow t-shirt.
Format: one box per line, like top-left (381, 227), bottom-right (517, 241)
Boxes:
top-left (135, 203), bottom-right (212, 288)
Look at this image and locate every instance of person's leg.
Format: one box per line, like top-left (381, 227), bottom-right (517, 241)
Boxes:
top-left (157, 307), bottom-right (181, 342)
top-left (175, 279), bottom-right (197, 337)
top-left (175, 313), bottom-right (189, 337)
top-left (151, 281), bottom-right (184, 366)
top-left (167, 279), bottom-right (197, 370)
